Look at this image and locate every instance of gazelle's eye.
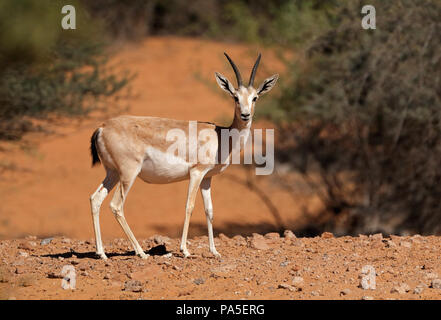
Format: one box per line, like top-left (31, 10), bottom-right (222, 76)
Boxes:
top-left (234, 96), bottom-right (239, 102)
top-left (252, 96), bottom-right (257, 102)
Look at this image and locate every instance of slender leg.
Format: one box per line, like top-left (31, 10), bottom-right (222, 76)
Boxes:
top-left (180, 168), bottom-right (207, 257)
top-left (200, 177), bottom-right (220, 257)
top-left (109, 167), bottom-right (148, 259)
top-left (90, 170), bottom-right (118, 259)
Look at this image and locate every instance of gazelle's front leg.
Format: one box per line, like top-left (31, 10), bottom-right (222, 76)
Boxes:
top-left (200, 177), bottom-right (220, 257)
top-left (180, 168), bottom-right (207, 257)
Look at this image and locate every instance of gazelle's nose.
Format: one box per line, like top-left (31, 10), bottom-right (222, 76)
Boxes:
top-left (241, 113), bottom-right (250, 121)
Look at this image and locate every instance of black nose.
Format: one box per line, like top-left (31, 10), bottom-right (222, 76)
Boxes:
top-left (241, 113), bottom-right (250, 120)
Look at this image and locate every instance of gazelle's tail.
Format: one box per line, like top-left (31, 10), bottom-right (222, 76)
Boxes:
top-left (90, 128), bottom-right (101, 167)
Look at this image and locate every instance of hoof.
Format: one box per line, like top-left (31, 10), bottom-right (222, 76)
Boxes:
top-left (211, 250), bottom-right (221, 258)
top-left (138, 252), bottom-right (149, 259)
top-left (181, 250), bottom-right (191, 258)
top-left (96, 252), bottom-right (108, 260)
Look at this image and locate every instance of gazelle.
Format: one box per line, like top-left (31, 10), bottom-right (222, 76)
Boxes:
top-left (89, 53), bottom-right (278, 259)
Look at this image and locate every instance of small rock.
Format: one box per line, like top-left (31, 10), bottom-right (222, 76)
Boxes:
top-left (292, 239), bottom-right (303, 247)
top-left (40, 237), bottom-right (53, 245)
top-left (123, 280), bottom-right (143, 292)
top-left (18, 242), bottom-right (33, 251)
top-left (25, 235), bottom-right (37, 240)
top-left (152, 235), bottom-right (171, 245)
top-left (400, 241), bottom-right (412, 248)
top-left (283, 230), bottom-right (296, 239)
top-left (391, 283), bottom-right (410, 294)
top-left (310, 291), bottom-right (319, 296)
top-left (264, 232), bottom-right (280, 240)
top-left (340, 288), bottom-right (351, 296)
top-left (232, 235), bottom-right (247, 246)
top-left (280, 261), bottom-right (289, 267)
top-left (15, 266), bottom-right (26, 274)
top-left (278, 283), bottom-right (296, 292)
top-left (104, 274), bottom-right (111, 280)
top-left (321, 232), bottom-right (334, 239)
top-left (193, 278), bottom-right (205, 285)
top-left (47, 272), bottom-right (63, 279)
top-left (385, 240), bottom-right (397, 248)
top-left (292, 276), bottom-right (304, 289)
top-left (370, 233), bottom-right (383, 240)
top-left (249, 237), bottom-right (270, 251)
top-left (431, 279), bottom-right (441, 289)
top-left (362, 296), bottom-right (374, 300)
top-left (19, 252), bottom-right (29, 258)
top-left (201, 252), bottom-right (215, 258)
top-left (210, 264), bottom-right (236, 278)
top-left (413, 284), bottom-right (426, 294)
top-left (218, 233), bottom-right (230, 241)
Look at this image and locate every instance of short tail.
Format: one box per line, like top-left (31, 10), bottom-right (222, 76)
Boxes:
top-left (90, 128), bottom-right (101, 167)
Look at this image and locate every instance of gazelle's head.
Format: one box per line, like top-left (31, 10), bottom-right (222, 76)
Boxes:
top-left (215, 52), bottom-right (278, 123)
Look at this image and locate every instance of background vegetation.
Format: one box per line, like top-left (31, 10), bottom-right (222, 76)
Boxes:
top-left (0, 0), bottom-right (129, 140)
top-left (2, 0), bottom-right (440, 235)
top-left (264, 0), bottom-right (441, 235)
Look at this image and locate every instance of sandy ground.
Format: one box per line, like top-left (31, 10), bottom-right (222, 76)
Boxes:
top-left (1, 37), bottom-right (440, 300)
top-left (2, 233), bottom-right (441, 300)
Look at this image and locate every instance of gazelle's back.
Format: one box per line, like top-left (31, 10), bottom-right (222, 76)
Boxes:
top-left (96, 115), bottom-right (219, 184)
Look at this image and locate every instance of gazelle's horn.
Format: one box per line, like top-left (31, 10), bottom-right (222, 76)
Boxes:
top-left (224, 52), bottom-right (243, 87)
top-left (248, 53), bottom-right (261, 87)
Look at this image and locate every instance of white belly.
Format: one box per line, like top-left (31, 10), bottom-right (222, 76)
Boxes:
top-left (138, 147), bottom-right (191, 184)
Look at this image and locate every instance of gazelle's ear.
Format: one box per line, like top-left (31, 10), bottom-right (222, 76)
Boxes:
top-left (257, 74), bottom-right (279, 96)
top-left (215, 72), bottom-right (235, 97)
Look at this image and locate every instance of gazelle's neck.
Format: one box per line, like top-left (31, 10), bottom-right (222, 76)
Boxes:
top-left (226, 111), bottom-right (252, 155)
top-left (229, 113), bottom-right (252, 132)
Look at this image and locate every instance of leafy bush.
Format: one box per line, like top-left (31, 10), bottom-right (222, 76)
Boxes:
top-left (0, 0), bottom-right (130, 140)
top-left (266, 0), bottom-right (441, 235)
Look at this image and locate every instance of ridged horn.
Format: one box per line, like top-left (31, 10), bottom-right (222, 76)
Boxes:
top-left (224, 52), bottom-right (243, 87)
top-left (248, 53), bottom-right (261, 87)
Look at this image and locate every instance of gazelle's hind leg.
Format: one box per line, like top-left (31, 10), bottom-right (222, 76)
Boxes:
top-left (90, 170), bottom-right (118, 259)
top-left (200, 177), bottom-right (220, 258)
top-left (180, 168), bottom-right (209, 257)
top-left (110, 166), bottom-right (148, 259)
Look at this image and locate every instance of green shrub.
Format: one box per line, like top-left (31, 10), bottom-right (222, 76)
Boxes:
top-left (0, 0), bottom-right (130, 140)
top-left (265, 0), bottom-right (441, 235)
